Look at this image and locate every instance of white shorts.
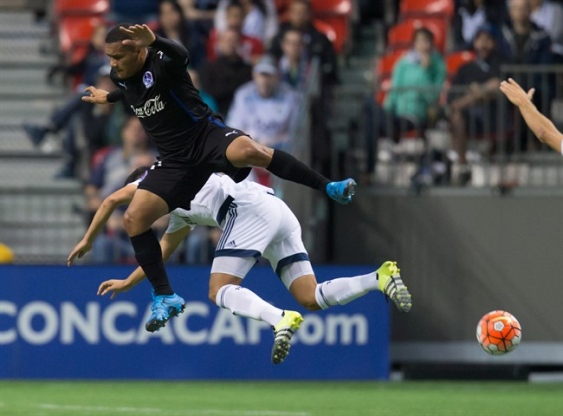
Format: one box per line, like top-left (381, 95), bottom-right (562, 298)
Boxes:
top-left (211, 193), bottom-right (311, 286)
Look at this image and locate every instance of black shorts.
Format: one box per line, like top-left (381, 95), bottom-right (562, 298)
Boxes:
top-left (138, 118), bottom-right (251, 211)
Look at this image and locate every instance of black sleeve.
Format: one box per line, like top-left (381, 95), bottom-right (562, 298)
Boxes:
top-left (107, 89), bottom-right (124, 103)
top-left (150, 35), bottom-right (190, 67)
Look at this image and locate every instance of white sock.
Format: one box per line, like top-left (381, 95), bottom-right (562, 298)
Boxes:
top-left (215, 284), bottom-right (283, 326)
top-left (314, 272), bottom-right (379, 309)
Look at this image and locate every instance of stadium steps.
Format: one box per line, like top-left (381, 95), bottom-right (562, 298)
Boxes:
top-left (0, 10), bottom-right (85, 263)
top-left (327, 25), bottom-right (378, 176)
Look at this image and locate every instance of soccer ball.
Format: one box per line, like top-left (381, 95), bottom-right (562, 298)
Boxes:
top-left (476, 310), bottom-right (522, 355)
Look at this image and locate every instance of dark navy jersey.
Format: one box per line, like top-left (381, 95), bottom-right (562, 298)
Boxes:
top-left (108, 36), bottom-right (215, 160)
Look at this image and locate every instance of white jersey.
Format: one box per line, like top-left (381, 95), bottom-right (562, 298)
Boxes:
top-left (164, 173), bottom-right (274, 232)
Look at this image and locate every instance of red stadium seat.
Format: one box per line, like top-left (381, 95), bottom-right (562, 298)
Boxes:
top-left (387, 18), bottom-right (447, 53)
top-left (445, 50), bottom-right (476, 78)
top-left (312, 18), bottom-right (338, 51)
top-left (399, 0), bottom-right (454, 20)
top-left (58, 15), bottom-right (104, 57)
top-left (314, 17), bottom-right (348, 54)
top-left (310, 0), bottom-right (352, 15)
top-left (311, 0), bottom-right (352, 54)
top-left (377, 50), bottom-right (407, 78)
top-left (54, 0), bottom-right (109, 17)
top-left (375, 50), bottom-right (406, 104)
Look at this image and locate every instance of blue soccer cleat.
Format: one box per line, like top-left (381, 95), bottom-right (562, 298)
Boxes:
top-left (326, 178), bottom-right (357, 204)
top-left (145, 292), bottom-right (186, 332)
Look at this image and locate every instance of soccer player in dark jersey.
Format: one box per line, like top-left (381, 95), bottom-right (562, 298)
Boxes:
top-left (82, 23), bottom-right (356, 332)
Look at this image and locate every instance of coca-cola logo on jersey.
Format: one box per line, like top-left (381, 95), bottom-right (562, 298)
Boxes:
top-left (131, 95), bottom-right (166, 118)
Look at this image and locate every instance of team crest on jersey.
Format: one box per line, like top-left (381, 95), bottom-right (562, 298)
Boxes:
top-left (143, 71), bottom-right (154, 88)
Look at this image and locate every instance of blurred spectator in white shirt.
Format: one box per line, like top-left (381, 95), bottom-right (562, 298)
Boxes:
top-left (227, 55), bottom-right (301, 150)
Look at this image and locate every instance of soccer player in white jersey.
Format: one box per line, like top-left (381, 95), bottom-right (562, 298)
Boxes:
top-left (68, 168), bottom-right (412, 364)
top-left (500, 78), bottom-right (563, 156)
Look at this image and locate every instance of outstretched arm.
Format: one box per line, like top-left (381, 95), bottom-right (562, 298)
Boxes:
top-left (500, 78), bottom-right (563, 155)
top-left (67, 185), bottom-right (136, 266)
top-left (97, 227), bottom-right (192, 299)
top-left (120, 24), bottom-right (189, 67)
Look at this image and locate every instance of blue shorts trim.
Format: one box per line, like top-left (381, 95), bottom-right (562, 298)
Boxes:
top-left (214, 249), bottom-right (262, 258)
top-left (275, 252), bottom-right (310, 277)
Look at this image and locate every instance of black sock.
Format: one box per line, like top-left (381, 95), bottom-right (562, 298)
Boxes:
top-left (266, 149), bottom-right (330, 192)
top-left (130, 229), bottom-right (173, 296)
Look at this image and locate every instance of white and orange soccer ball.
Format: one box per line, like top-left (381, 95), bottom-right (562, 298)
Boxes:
top-left (476, 310), bottom-right (522, 355)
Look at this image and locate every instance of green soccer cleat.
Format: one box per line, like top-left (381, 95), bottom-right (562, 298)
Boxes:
top-left (377, 261), bottom-right (412, 313)
top-left (271, 311), bottom-right (304, 365)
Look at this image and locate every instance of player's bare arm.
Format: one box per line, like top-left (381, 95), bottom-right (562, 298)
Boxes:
top-left (97, 227), bottom-right (191, 299)
top-left (500, 78), bottom-right (563, 154)
top-left (67, 185), bottom-right (136, 266)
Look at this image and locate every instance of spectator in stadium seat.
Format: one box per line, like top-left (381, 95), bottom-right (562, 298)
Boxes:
top-left (364, 28), bottom-right (446, 177)
top-left (227, 55), bottom-right (301, 150)
top-left (207, 1), bottom-right (264, 64)
top-left (449, 25), bottom-right (502, 185)
top-left (500, 0), bottom-right (553, 150)
top-left (278, 28), bottom-right (309, 90)
top-left (270, 0), bottom-right (338, 87)
top-left (178, 0), bottom-right (221, 36)
top-left (199, 28), bottom-right (253, 115)
top-left (529, 0), bottom-right (563, 62)
top-left (155, 0), bottom-right (206, 69)
top-left (23, 25), bottom-right (109, 150)
top-left (82, 69), bottom-right (130, 154)
top-left (215, 0), bottom-right (278, 45)
top-left (500, 0), bottom-right (552, 65)
top-left (453, 0), bottom-right (507, 50)
top-left (85, 116), bottom-right (155, 263)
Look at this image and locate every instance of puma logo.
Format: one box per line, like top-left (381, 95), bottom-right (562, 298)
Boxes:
top-left (225, 130), bottom-right (238, 137)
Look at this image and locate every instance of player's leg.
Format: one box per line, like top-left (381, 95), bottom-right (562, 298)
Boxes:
top-left (209, 263), bottom-right (284, 327)
top-left (123, 189), bottom-right (185, 332)
top-left (279, 260), bottom-right (412, 313)
top-left (225, 135), bottom-right (357, 204)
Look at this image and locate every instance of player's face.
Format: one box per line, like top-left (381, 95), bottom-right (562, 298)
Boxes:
top-left (106, 42), bottom-right (143, 79)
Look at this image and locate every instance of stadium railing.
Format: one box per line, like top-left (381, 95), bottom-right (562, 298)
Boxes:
top-left (362, 64), bottom-right (563, 188)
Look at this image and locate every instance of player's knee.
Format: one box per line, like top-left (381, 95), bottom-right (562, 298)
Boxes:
top-left (123, 209), bottom-right (148, 235)
top-left (297, 294), bottom-right (321, 311)
top-left (229, 139), bottom-right (271, 167)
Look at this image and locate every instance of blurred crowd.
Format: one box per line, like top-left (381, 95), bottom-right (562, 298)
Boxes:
top-left (19, 0), bottom-right (563, 263)
top-left (367, 0), bottom-right (563, 187)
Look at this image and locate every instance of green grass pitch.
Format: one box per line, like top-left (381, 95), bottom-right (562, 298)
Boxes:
top-left (0, 381), bottom-right (561, 416)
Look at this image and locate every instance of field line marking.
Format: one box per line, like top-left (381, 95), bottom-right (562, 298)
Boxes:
top-left (36, 403), bottom-right (310, 416)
